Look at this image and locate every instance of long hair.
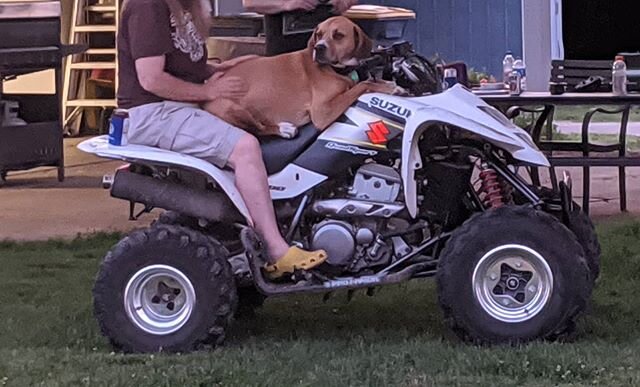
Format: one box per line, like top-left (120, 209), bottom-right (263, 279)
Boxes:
top-left (163, 0), bottom-right (211, 39)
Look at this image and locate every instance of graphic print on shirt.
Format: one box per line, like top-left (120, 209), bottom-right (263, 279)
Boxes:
top-left (170, 11), bottom-right (204, 62)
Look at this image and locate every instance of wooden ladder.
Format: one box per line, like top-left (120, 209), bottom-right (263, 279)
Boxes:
top-left (62, 0), bottom-right (119, 134)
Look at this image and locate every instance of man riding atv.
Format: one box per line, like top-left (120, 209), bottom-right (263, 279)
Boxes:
top-left (119, 0), bottom-right (334, 278)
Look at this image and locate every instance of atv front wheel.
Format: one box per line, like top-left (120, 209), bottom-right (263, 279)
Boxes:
top-left (515, 187), bottom-right (601, 281)
top-left (565, 206), bottom-right (601, 281)
top-left (437, 206), bottom-right (592, 345)
top-left (93, 225), bottom-right (237, 353)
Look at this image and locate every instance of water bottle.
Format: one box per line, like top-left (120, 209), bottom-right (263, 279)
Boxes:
top-left (612, 55), bottom-right (627, 96)
top-left (513, 58), bottom-right (527, 92)
top-left (502, 51), bottom-right (515, 86)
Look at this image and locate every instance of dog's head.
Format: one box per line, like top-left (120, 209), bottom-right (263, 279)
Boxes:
top-left (308, 16), bottom-right (373, 68)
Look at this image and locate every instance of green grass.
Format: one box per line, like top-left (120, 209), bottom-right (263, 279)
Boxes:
top-left (554, 105), bottom-right (640, 123)
top-left (2, 220), bottom-right (640, 386)
top-left (544, 132), bottom-right (640, 153)
top-left (513, 111), bottom-right (640, 152)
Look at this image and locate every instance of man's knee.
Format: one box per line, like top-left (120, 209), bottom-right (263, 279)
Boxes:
top-left (229, 133), bottom-right (262, 168)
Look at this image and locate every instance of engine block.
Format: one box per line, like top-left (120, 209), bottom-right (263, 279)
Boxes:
top-left (349, 164), bottom-right (401, 203)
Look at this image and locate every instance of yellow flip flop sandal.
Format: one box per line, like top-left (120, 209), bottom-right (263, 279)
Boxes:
top-left (264, 247), bottom-right (328, 280)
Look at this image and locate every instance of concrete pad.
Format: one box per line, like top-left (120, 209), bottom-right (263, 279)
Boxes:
top-left (0, 137), bottom-right (160, 241)
top-left (535, 166), bottom-right (640, 216)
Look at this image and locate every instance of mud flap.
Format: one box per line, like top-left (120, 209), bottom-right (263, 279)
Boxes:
top-left (559, 170), bottom-right (574, 224)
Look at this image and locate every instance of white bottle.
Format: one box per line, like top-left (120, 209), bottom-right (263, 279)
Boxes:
top-left (502, 51), bottom-right (515, 86)
top-left (513, 58), bottom-right (527, 92)
top-left (612, 55), bottom-right (627, 96)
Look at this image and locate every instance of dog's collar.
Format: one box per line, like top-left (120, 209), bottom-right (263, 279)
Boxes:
top-left (333, 66), bottom-right (358, 80)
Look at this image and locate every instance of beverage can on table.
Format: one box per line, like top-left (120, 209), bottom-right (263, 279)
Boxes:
top-left (509, 70), bottom-right (522, 96)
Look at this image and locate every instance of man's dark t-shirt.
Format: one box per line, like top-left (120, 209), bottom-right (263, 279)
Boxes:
top-left (117, 0), bottom-right (213, 109)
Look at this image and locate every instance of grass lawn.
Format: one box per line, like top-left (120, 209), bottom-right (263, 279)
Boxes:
top-left (553, 105), bottom-right (640, 123)
top-left (544, 132), bottom-right (640, 153)
top-left (2, 219), bottom-right (640, 386)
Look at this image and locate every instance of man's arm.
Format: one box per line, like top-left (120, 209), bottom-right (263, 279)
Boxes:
top-left (136, 56), bottom-right (248, 102)
top-left (330, 0), bottom-right (357, 14)
top-left (136, 56), bottom-right (210, 101)
top-left (242, 0), bottom-right (317, 15)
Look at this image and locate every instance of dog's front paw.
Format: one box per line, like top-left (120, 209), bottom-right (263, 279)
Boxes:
top-left (278, 122), bottom-right (298, 139)
top-left (392, 86), bottom-right (410, 96)
top-left (366, 80), bottom-right (399, 95)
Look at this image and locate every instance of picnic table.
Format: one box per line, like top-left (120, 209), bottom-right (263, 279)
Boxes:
top-left (476, 91), bottom-right (640, 213)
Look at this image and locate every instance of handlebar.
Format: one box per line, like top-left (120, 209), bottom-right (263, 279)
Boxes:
top-left (356, 41), bottom-right (443, 96)
top-left (359, 41), bottom-right (415, 71)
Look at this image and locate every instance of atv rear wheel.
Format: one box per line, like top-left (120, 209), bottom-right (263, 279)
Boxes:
top-left (93, 224), bottom-right (237, 353)
top-left (153, 211), bottom-right (263, 315)
top-left (437, 206), bottom-right (592, 345)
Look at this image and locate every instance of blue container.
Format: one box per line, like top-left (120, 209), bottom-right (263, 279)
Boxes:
top-left (108, 109), bottom-right (129, 146)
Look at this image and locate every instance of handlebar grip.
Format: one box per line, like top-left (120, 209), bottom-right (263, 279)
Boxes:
top-left (360, 55), bottom-right (386, 68)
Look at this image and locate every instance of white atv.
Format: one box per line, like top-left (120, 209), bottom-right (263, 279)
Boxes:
top-left (79, 42), bottom-right (599, 352)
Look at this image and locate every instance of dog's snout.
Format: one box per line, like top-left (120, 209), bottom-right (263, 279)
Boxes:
top-left (314, 43), bottom-right (327, 54)
top-left (313, 41), bottom-right (329, 63)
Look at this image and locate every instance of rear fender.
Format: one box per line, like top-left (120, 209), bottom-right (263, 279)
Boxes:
top-left (78, 136), bottom-right (253, 223)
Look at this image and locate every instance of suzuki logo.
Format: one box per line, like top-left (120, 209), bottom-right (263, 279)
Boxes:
top-left (366, 121), bottom-right (390, 145)
top-left (369, 97), bottom-right (412, 119)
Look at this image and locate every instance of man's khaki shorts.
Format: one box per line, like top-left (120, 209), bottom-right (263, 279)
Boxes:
top-left (126, 101), bottom-right (245, 168)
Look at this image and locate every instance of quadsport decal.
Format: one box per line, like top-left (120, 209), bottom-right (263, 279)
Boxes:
top-left (325, 142), bottom-right (378, 156)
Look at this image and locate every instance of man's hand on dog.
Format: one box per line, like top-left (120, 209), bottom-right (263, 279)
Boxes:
top-left (205, 73), bottom-right (249, 101)
top-left (210, 55), bottom-right (260, 72)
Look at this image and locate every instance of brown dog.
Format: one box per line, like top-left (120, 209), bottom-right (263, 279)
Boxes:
top-left (202, 16), bottom-right (401, 138)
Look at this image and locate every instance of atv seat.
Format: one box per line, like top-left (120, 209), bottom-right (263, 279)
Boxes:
top-left (259, 123), bottom-right (320, 175)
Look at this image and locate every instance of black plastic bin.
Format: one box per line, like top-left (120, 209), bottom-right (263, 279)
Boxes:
top-left (345, 5), bottom-right (415, 47)
top-left (210, 14), bottom-right (264, 37)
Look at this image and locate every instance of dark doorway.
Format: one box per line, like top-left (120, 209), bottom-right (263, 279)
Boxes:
top-left (563, 0), bottom-right (640, 60)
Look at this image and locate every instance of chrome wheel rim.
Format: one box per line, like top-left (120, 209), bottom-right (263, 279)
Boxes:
top-left (472, 244), bottom-right (553, 323)
top-left (124, 264), bottom-right (196, 335)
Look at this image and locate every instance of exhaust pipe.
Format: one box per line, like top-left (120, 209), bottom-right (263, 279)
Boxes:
top-left (111, 170), bottom-right (242, 223)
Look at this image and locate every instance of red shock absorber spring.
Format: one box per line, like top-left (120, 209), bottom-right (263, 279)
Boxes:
top-left (479, 165), bottom-right (505, 208)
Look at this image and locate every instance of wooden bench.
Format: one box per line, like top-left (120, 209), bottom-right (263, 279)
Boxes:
top-left (506, 104), bottom-right (639, 214)
top-left (551, 59), bottom-right (613, 92)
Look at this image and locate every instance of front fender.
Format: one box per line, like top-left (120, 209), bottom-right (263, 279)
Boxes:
top-left (401, 105), bottom-right (550, 218)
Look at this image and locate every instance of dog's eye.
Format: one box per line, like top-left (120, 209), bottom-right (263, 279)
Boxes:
top-left (315, 31), bottom-right (323, 39)
top-left (333, 31), bottom-right (345, 40)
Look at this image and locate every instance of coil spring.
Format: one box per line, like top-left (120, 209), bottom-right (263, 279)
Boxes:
top-left (479, 165), bottom-right (505, 208)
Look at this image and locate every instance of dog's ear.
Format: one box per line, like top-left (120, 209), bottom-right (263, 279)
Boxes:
top-left (353, 25), bottom-right (373, 59)
top-left (308, 27), bottom-right (319, 50)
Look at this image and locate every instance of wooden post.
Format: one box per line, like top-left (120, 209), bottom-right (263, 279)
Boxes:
top-left (522, 0), bottom-right (564, 92)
